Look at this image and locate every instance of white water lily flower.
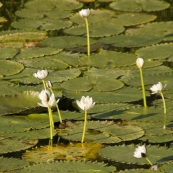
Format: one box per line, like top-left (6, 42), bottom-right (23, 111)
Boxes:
top-left (79, 9), bottom-right (90, 18)
top-left (33, 70), bottom-right (48, 80)
top-left (150, 82), bottom-right (166, 94)
top-left (76, 96), bottom-right (95, 111)
top-left (134, 145), bottom-right (146, 158)
top-left (38, 90), bottom-right (59, 107)
top-left (136, 58), bottom-right (144, 68)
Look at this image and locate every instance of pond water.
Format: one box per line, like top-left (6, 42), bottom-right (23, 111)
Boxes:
top-left (0, 0), bottom-right (173, 172)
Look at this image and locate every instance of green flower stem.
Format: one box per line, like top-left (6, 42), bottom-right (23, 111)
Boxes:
top-left (139, 68), bottom-right (147, 108)
top-left (85, 18), bottom-right (90, 56)
top-left (50, 88), bottom-right (62, 123)
top-left (160, 92), bottom-right (166, 129)
top-left (48, 106), bottom-right (54, 140)
top-left (42, 80), bottom-right (47, 90)
top-left (81, 110), bottom-right (87, 143)
top-left (145, 157), bottom-right (152, 165)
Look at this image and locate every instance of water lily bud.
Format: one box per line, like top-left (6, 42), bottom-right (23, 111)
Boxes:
top-left (79, 9), bottom-right (90, 18)
top-left (136, 58), bottom-right (144, 68)
top-left (46, 81), bottom-right (53, 89)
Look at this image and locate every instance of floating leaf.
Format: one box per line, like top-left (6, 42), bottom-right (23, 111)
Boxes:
top-left (0, 60), bottom-right (24, 77)
top-left (42, 36), bottom-right (97, 49)
top-left (63, 87), bottom-right (149, 103)
top-left (0, 157), bottom-right (29, 172)
top-left (61, 76), bottom-right (124, 92)
top-left (0, 48), bottom-right (19, 60)
top-left (92, 107), bottom-right (173, 122)
top-left (57, 121), bottom-right (144, 143)
top-left (11, 18), bottom-right (72, 31)
top-left (110, 0), bottom-right (170, 12)
top-left (20, 160), bottom-right (116, 173)
top-left (0, 91), bottom-right (39, 116)
top-left (80, 50), bottom-right (136, 68)
top-left (0, 138), bottom-right (38, 155)
top-left (23, 142), bottom-right (103, 162)
top-left (99, 145), bottom-right (173, 165)
top-left (15, 47), bottom-right (62, 60)
top-left (64, 23), bottom-right (125, 37)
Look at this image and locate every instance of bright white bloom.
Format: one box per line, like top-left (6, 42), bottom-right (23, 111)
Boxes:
top-left (136, 58), bottom-right (144, 68)
top-left (134, 145), bottom-right (146, 158)
top-left (38, 90), bottom-right (59, 107)
top-left (79, 9), bottom-right (90, 18)
top-left (76, 96), bottom-right (95, 111)
top-left (150, 82), bottom-right (166, 94)
top-left (33, 70), bottom-right (48, 80)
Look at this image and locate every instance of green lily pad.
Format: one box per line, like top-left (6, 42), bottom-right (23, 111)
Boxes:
top-left (0, 138), bottom-right (38, 155)
top-left (15, 47), bottom-right (62, 60)
top-left (0, 48), bottom-right (19, 60)
top-left (0, 91), bottom-right (40, 116)
top-left (111, 13), bottom-right (157, 26)
top-left (0, 157), bottom-right (29, 172)
top-left (64, 23), bottom-right (125, 37)
top-left (24, 0), bottom-right (82, 12)
top-left (61, 76), bottom-right (124, 92)
top-left (99, 145), bottom-right (173, 165)
top-left (20, 160), bottom-right (116, 173)
top-left (80, 50), bottom-right (136, 68)
top-left (22, 142), bottom-right (103, 162)
top-left (18, 57), bottom-right (69, 70)
top-left (5, 128), bottom-right (57, 140)
top-left (92, 107), bottom-right (173, 122)
top-left (0, 30), bottom-right (47, 48)
top-left (42, 36), bottom-right (97, 49)
top-left (63, 86), bottom-right (149, 103)
top-left (58, 121), bottom-right (144, 143)
top-left (0, 60), bottom-right (24, 77)
top-left (127, 21), bottom-right (173, 39)
top-left (135, 43), bottom-right (173, 61)
top-left (11, 18), bottom-right (72, 31)
top-left (84, 68), bottom-right (130, 79)
top-left (99, 33), bottom-right (162, 48)
top-left (109, 0), bottom-right (170, 12)
top-left (15, 8), bottom-right (72, 19)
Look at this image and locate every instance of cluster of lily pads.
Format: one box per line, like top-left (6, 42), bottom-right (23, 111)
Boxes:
top-left (0, 0), bottom-right (173, 172)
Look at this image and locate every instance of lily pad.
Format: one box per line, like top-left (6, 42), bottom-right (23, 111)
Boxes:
top-left (0, 48), bottom-right (19, 60)
top-left (20, 160), bottom-right (116, 173)
top-left (24, 0), bottom-right (82, 12)
top-left (99, 33), bottom-right (162, 48)
top-left (42, 36), bottom-right (97, 49)
top-left (64, 23), bottom-right (125, 37)
top-left (0, 157), bottom-right (29, 172)
top-left (80, 50), bottom-right (136, 68)
top-left (63, 87), bottom-right (149, 103)
top-left (109, 0), bottom-right (170, 12)
top-left (135, 43), bottom-right (173, 61)
top-left (92, 107), bottom-right (173, 122)
top-left (0, 30), bottom-right (47, 48)
top-left (15, 47), bottom-right (62, 60)
top-left (0, 138), bottom-right (38, 155)
top-left (99, 145), bottom-right (173, 165)
top-left (0, 60), bottom-right (24, 77)
top-left (57, 121), bottom-right (144, 143)
top-left (0, 91), bottom-right (40, 116)
top-left (11, 18), bottom-right (72, 31)
top-left (22, 142), bottom-right (103, 162)
top-left (61, 76), bottom-right (124, 92)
